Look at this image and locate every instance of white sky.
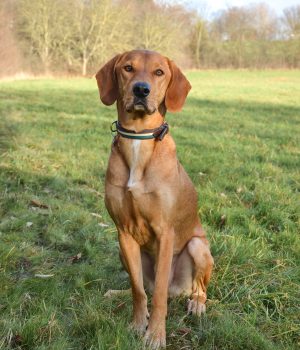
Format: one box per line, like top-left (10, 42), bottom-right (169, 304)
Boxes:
top-left (163, 0), bottom-right (300, 15)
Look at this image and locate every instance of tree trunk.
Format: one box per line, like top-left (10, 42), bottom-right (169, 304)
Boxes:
top-left (195, 22), bottom-right (203, 68)
top-left (82, 53), bottom-right (88, 76)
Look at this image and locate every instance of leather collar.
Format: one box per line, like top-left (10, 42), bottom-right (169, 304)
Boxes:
top-left (111, 121), bottom-right (169, 141)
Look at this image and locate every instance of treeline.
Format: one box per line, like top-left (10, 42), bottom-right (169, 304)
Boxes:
top-left (1, 0), bottom-right (300, 77)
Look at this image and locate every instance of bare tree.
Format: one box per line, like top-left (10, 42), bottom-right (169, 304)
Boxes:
top-left (53, 0), bottom-right (79, 72)
top-left (282, 5), bottom-right (300, 38)
top-left (213, 7), bottom-right (253, 67)
top-left (189, 3), bottom-right (210, 68)
top-left (18, 0), bottom-right (65, 73)
top-left (129, 1), bottom-right (191, 64)
top-left (249, 3), bottom-right (278, 40)
top-left (71, 0), bottom-right (134, 75)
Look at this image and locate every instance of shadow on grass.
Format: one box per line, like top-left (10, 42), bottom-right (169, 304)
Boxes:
top-left (171, 96), bottom-right (300, 138)
top-left (0, 114), bottom-right (17, 155)
top-left (0, 86), bottom-right (103, 115)
top-left (0, 162), bottom-right (115, 255)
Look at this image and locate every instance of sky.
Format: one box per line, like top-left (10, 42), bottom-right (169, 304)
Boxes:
top-left (164, 0), bottom-right (300, 15)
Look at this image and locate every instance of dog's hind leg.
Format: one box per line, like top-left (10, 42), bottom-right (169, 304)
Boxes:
top-left (186, 236), bottom-right (214, 316)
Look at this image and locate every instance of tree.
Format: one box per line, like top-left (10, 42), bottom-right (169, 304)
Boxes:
top-left (248, 3), bottom-right (278, 40)
top-left (132, 1), bottom-right (192, 65)
top-left (71, 0), bottom-right (134, 75)
top-left (282, 5), bottom-right (300, 38)
top-left (190, 18), bottom-right (209, 68)
top-left (189, 3), bottom-right (210, 68)
top-left (18, 0), bottom-right (65, 73)
top-left (212, 7), bottom-right (253, 67)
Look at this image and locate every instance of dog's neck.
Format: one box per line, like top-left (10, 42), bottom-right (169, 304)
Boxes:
top-left (116, 105), bottom-right (167, 188)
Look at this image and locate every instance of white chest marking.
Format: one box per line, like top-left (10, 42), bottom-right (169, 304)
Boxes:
top-left (127, 140), bottom-right (141, 188)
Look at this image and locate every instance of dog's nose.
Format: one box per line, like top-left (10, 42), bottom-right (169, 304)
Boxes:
top-left (133, 82), bottom-right (151, 98)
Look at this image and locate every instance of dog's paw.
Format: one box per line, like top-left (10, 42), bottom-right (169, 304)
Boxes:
top-left (144, 326), bottom-right (166, 349)
top-left (130, 310), bottom-right (149, 336)
top-left (187, 298), bottom-right (206, 316)
top-left (130, 318), bottom-right (148, 336)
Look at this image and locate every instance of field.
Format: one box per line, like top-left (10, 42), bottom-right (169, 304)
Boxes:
top-left (0, 70), bottom-right (299, 350)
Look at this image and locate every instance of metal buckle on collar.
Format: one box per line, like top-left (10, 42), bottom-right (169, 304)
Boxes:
top-left (110, 120), bottom-right (118, 133)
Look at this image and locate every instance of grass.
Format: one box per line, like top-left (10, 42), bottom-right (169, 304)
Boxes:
top-left (0, 70), bottom-right (299, 350)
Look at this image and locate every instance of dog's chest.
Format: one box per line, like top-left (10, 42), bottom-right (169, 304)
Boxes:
top-left (127, 140), bottom-right (142, 189)
top-left (106, 139), bottom-right (176, 244)
top-left (124, 139), bottom-right (155, 194)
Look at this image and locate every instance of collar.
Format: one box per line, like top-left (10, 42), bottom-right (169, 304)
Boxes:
top-left (111, 120), bottom-right (169, 141)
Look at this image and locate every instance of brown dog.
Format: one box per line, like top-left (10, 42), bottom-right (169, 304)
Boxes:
top-left (96, 50), bottom-right (213, 349)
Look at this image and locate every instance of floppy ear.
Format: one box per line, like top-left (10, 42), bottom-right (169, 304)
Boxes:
top-left (95, 54), bottom-right (121, 105)
top-left (165, 60), bottom-right (191, 113)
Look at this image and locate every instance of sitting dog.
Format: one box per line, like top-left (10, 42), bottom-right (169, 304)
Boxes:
top-left (96, 50), bottom-right (213, 349)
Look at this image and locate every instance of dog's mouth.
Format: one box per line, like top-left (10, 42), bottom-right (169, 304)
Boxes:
top-left (126, 98), bottom-right (156, 115)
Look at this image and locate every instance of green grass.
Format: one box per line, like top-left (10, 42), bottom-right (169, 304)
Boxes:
top-left (0, 70), bottom-right (299, 350)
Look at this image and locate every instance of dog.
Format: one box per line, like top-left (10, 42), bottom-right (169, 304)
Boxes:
top-left (96, 50), bottom-right (213, 349)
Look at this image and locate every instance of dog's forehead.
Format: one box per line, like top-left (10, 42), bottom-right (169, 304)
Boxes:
top-left (120, 50), bottom-right (169, 68)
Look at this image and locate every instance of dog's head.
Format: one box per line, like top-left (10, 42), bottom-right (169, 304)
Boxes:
top-left (96, 50), bottom-right (191, 116)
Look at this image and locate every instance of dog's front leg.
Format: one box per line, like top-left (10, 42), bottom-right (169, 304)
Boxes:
top-left (118, 231), bottom-right (149, 335)
top-left (144, 228), bottom-right (174, 349)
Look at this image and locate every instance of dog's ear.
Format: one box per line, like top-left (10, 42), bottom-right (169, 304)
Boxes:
top-left (95, 54), bottom-right (121, 105)
top-left (165, 60), bottom-right (191, 113)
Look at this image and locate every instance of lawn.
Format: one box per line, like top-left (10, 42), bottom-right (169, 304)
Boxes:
top-left (0, 70), bottom-right (299, 350)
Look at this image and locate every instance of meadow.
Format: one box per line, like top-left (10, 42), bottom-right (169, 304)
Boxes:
top-left (0, 70), bottom-right (299, 350)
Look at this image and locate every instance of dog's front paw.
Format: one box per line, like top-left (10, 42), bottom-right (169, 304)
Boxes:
top-left (130, 312), bottom-right (149, 336)
top-left (187, 298), bottom-right (206, 316)
top-left (144, 325), bottom-right (166, 349)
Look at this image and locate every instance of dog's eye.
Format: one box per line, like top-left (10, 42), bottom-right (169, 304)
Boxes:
top-left (124, 65), bottom-right (133, 72)
top-left (155, 69), bottom-right (164, 76)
